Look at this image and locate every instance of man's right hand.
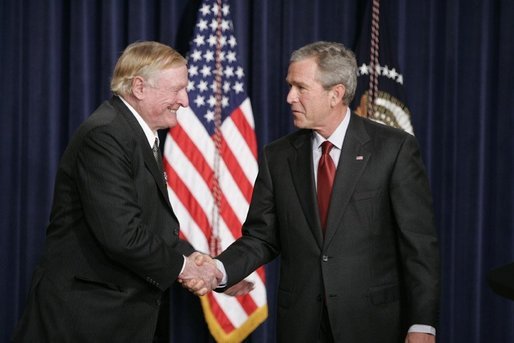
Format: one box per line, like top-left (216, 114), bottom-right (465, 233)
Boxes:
top-left (178, 252), bottom-right (222, 296)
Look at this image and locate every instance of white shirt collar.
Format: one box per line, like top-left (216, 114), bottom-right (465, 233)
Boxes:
top-left (312, 107), bottom-right (351, 150)
top-left (119, 96), bottom-right (158, 148)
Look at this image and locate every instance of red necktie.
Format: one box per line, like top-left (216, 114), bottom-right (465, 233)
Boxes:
top-left (317, 141), bottom-right (336, 235)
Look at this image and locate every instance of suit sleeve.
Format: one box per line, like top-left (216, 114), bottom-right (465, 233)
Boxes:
top-left (75, 128), bottom-right (184, 291)
top-left (390, 134), bottom-right (440, 327)
top-left (217, 146), bottom-right (281, 288)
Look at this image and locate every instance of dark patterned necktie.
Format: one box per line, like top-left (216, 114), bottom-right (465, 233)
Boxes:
top-left (152, 137), bottom-right (163, 171)
top-left (317, 141), bottom-right (336, 235)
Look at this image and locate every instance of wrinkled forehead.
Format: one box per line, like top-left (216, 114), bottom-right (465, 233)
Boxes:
top-left (151, 65), bottom-right (189, 87)
top-left (286, 58), bottom-right (320, 84)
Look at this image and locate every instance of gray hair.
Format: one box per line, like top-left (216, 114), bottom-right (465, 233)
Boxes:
top-left (111, 41), bottom-right (186, 97)
top-left (290, 41), bottom-right (357, 105)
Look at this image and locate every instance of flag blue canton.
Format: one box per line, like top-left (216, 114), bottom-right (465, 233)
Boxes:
top-left (186, 1), bottom-right (247, 135)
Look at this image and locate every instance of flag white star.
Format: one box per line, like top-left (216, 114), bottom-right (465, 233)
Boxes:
top-left (210, 19), bottom-right (218, 31)
top-left (222, 4), bottom-right (230, 16)
top-left (193, 35), bottom-right (205, 46)
top-left (208, 96), bottom-right (217, 107)
top-left (198, 80), bottom-right (208, 92)
top-left (194, 95), bottom-right (205, 107)
top-left (208, 35), bottom-right (217, 47)
top-left (236, 67), bottom-right (244, 79)
top-left (211, 3), bottom-right (219, 15)
top-left (197, 19), bottom-right (208, 31)
top-left (200, 66), bottom-right (211, 77)
top-left (187, 81), bottom-right (195, 91)
top-left (204, 51), bottom-right (215, 62)
top-left (359, 63), bottom-right (369, 75)
top-left (228, 35), bottom-right (237, 48)
top-left (382, 65), bottom-right (390, 77)
top-left (200, 4), bottom-right (210, 16)
top-left (227, 51), bottom-right (236, 62)
top-left (189, 65), bottom-right (199, 77)
top-left (204, 110), bottom-right (215, 122)
top-left (224, 66), bottom-right (234, 78)
top-left (388, 68), bottom-right (398, 79)
top-left (221, 20), bottom-right (230, 31)
top-left (190, 50), bottom-right (202, 62)
top-left (223, 81), bottom-right (231, 92)
top-left (233, 81), bottom-right (244, 94)
top-left (220, 35), bottom-right (227, 47)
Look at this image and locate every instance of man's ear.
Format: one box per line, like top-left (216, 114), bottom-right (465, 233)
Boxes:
top-left (330, 84), bottom-right (346, 107)
top-left (131, 76), bottom-right (145, 100)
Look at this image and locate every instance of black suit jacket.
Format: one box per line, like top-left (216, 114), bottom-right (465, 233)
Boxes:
top-left (217, 113), bottom-right (440, 342)
top-left (13, 97), bottom-right (194, 342)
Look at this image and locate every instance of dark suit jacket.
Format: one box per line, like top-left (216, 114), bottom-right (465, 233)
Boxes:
top-left (13, 97), bottom-right (194, 343)
top-left (217, 113), bottom-right (440, 342)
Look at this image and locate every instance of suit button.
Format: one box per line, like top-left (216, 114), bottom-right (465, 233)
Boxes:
top-left (155, 299), bottom-right (161, 306)
top-left (322, 255), bottom-right (329, 262)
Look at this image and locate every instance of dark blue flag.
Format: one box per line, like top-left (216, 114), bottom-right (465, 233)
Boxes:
top-left (353, 0), bottom-right (414, 134)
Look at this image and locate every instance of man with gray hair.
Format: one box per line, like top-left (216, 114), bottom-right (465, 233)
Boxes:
top-left (186, 41), bottom-right (440, 342)
top-left (12, 41), bottom-right (222, 342)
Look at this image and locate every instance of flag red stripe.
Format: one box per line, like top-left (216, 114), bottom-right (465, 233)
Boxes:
top-left (231, 107), bottom-right (258, 159)
top-left (256, 266), bottom-right (266, 283)
top-left (238, 293), bottom-right (258, 314)
top-left (207, 293), bottom-right (235, 333)
top-left (164, 160), bottom-right (212, 241)
top-left (219, 135), bottom-right (253, 202)
top-left (219, 196), bottom-right (243, 237)
top-left (170, 125), bottom-right (214, 184)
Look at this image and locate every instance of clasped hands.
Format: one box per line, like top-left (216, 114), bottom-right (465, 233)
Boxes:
top-left (178, 252), bottom-right (254, 297)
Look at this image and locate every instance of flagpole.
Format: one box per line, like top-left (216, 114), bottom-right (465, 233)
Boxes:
top-left (211, 0), bottom-right (223, 256)
top-left (368, 0), bottom-right (380, 118)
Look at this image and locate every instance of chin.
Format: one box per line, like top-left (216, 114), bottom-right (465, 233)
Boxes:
top-left (293, 120), bottom-right (305, 129)
top-left (165, 114), bottom-right (178, 128)
top-left (167, 119), bottom-right (178, 128)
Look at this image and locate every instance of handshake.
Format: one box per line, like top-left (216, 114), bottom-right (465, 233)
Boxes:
top-left (178, 252), bottom-right (254, 297)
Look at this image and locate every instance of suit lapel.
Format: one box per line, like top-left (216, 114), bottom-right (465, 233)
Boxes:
top-left (110, 97), bottom-right (174, 211)
top-left (324, 114), bottom-right (371, 246)
top-left (288, 130), bottom-right (324, 248)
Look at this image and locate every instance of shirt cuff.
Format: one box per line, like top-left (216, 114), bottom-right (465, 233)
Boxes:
top-left (214, 259), bottom-right (227, 287)
top-left (179, 255), bottom-right (186, 275)
top-left (408, 324), bottom-right (436, 336)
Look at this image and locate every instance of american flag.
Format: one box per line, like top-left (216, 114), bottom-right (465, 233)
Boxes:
top-left (163, 0), bottom-right (267, 341)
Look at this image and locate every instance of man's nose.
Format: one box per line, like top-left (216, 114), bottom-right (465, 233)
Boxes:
top-left (179, 89), bottom-right (189, 107)
top-left (286, 88), bottom-right (297, 104)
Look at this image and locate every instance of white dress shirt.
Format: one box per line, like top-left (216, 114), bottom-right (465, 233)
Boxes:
top-left (312, 107), bottom-right (351, 185)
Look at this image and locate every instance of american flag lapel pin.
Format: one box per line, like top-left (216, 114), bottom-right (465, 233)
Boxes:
top-left (356, 155), bottom-right (364, 160)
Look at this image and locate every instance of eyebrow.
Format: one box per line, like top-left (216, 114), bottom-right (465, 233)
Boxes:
top-left (286, 79), bottom-right (309, 88)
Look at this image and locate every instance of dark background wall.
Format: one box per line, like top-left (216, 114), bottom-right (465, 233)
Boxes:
top-left (1, 0), bottom-right (513, 342)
